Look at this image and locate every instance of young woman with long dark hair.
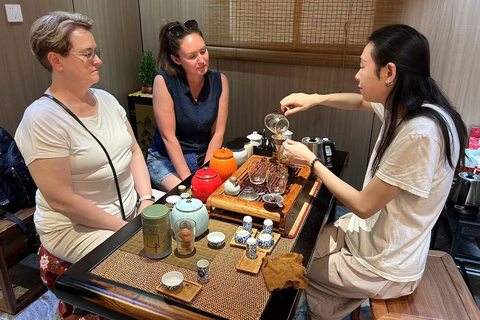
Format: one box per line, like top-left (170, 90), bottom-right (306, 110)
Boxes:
top-left (280, 24), bottom-right (467, 319)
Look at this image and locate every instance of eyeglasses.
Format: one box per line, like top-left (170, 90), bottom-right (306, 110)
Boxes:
top-left (168, 20), bottom-right (198, 37)
top-left (69, 48), bottom-right (100, 63)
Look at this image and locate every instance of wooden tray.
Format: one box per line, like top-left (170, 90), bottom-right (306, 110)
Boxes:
top-left (256, 232), bottom-right (281, 254)
top-left (236, 251), bottom-right (266, 274)
top-left (206, 155), bottom-right (311, 236)
top-left (229, 226), bottom-right (258, 248)
top-left (156, 279), bottom-right (202, 303)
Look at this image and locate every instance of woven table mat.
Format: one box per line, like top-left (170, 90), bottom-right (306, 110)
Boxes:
top-left (92, 220), bottom-right (296, 320)
top-left (119, 219), bottom-right (237, 271)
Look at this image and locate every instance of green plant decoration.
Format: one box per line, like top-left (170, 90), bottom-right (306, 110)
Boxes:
top-left (138, 50), bottom-right (157, 90)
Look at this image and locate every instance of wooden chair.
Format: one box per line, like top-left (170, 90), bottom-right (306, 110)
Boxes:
top-left (0, 207), bottom-right (46, 314)
top-left (370, 250), bottom-right (480, 320)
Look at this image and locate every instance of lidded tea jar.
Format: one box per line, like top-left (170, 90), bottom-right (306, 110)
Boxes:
top-left (210, 148), bottom-right (237, 182)
top-left (234, 137), bottom-right (253, 159)
top-left (226, 140), bottom-right (248, 167)
top-left (171, 193), bottom-right (209, 236)
top-left (191, 167), bottom-right (223, 202)
top-left (141, 204), bottom-right (172, 259)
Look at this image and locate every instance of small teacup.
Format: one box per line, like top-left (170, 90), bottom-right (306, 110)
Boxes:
top-left (263, 219), bottom-right (274, 235)
top-left (258, 233), bottom-right (274, 249)
top-left (207, 232), bottom-right (225, 248)
top-left (162, 271), bottom-right (184, 291)
top-left (246, 237), bottom-right (257, 259)
top-left (235, 229), bottom-right (250, 244)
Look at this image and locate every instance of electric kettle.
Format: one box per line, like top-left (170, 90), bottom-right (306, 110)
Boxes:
top-left (301, 137), bottom-right (336, 167)
top-left (447, 171), bottom-right (480, 214)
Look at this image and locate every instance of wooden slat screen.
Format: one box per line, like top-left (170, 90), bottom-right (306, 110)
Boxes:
top-left (204, 0), bottom-right (404, 67)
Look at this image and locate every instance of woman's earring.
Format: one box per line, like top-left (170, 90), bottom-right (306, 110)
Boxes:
top-left (386, 79), bottom-right (393, 86)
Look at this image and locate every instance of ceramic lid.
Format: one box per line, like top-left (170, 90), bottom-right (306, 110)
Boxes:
top-left (234, 137), bottom-right (251, 145)
top-left (175, 196), bottom-right (204, 213)
top-left (166, 195), bottom-right (181, 205)
top-left (213, 147), bottom-right (233, 159)
top-left (141, 204), bottom-right (169, 219)
top-left (195, 167), bottom-right (218, 179)
top-left (226, 140), bottom-right (245, 152)
top-left (247, 131), bottom-right (262, 140)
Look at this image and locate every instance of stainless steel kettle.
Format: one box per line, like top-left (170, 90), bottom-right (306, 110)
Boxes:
top-left (301, 137), bottom-right (336, 167)
top-left (447, 171), bottom-right (480, 214)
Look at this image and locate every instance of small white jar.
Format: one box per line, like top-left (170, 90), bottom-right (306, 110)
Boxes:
top-left (226, 140), bottom-right (247, 167)
top-left (234, 137), bottom-right (253, 159)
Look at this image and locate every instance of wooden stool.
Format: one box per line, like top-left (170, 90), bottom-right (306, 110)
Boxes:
top-left (370, 250), bottom-right (480, 320)
top-left (0, 207), bottom-right (46, 314)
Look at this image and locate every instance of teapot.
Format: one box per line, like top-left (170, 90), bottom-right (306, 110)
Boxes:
top-left (191, 167), bottom-right (223, 202)
top-left (171, 193), bottom-right (209, 237)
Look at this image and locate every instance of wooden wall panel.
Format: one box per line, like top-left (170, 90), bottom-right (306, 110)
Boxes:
top-left (0, 0), bottom-right (73, 135)
top-left (74, 0), bottom-right (143, 111)
top-left (218, 59), bottom-right (373, 189)
top-left (139, 0), bottom-right (205, 52)
top-left (402, 0), bottom-right (480, 132)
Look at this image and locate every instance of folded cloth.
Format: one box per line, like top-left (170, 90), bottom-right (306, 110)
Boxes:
top-left (262, 252), bottom-right (309, 291)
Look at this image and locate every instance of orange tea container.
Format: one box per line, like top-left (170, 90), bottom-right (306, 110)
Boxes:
top-left (210, 148), bottom-right (237, 182)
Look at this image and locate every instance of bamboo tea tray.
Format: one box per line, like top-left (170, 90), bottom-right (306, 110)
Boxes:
top-left (156, 280), bottom-right (202, 303)
top-left (206, 155), bottom-right (311, 236)
top-left (236, 250), bottom-right (266, 274)
top-left (229, 226), bottom-right (258, 248)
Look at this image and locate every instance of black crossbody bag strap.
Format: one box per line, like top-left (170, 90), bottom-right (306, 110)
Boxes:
top-left (0, 208), bottom-right (36, 244)
top-left (42, 94), bottom-right (126, 221)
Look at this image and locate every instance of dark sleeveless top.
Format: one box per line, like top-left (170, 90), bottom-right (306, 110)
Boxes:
top-left (151, 70), bottom-right (222, 156)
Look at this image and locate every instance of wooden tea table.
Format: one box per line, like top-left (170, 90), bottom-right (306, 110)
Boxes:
top-left (55, 151), bottom-right (349, 320)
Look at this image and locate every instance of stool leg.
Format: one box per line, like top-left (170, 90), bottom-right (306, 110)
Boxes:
top-left (351, 305), bottom-right (361, 320)
top-left (0, 242), bottom-right (17, 313)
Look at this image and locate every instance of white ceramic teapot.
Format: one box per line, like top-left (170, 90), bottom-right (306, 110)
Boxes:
top-left (171, 193), bottom-right (209, 236)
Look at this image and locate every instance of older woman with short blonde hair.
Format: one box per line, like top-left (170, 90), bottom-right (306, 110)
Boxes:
top-left (15, 11), bottom-right (153, 263)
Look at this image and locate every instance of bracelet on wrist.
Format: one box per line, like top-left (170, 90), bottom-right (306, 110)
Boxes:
top-left (138, 195), bottom-right (155, 203)
top-left (310, 157), bottom-right (321, 171)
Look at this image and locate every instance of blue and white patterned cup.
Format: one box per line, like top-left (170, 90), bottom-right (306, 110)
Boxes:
top-left (246, 237), bottom-right (257, 259)
top-left (235, 230), bottom-right (250, 244)
top-left (263, 219), bottom-right (273, 235)
top-left (243, 215), bottom-right (253, 234)
top-left (197, 259), bottom-right (209, 282)
top-left (258, 233), bottom-right (274, 249)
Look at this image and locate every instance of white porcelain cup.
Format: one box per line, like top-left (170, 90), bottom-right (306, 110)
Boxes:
top-left (263, 219), bottom-right (273, 235)
top-left (246, 237), bottom-right (257, 259)
top-left (197, 259), bottom-right (209, 282)
top-left (243, 215), bottom-right (253, 233)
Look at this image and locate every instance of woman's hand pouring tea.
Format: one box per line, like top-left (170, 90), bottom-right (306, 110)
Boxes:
top-left (282, 140), bottom-right (316, 167)
top-left (280, 93), bottom-right (324, 116)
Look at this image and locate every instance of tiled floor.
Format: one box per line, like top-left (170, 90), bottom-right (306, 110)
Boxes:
top-left (1, 206), bottom-right (479, 320)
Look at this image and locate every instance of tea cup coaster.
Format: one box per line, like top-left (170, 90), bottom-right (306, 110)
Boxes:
top-left (156, 280), bottom-right (202, 303)
top-left (236, 250), bottom-right (266, 275)
top-left (229, 226), bottom-right (258, 248)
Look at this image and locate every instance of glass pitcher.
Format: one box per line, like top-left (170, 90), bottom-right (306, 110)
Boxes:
top-left (264, 112), bottom-right (289, 138)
